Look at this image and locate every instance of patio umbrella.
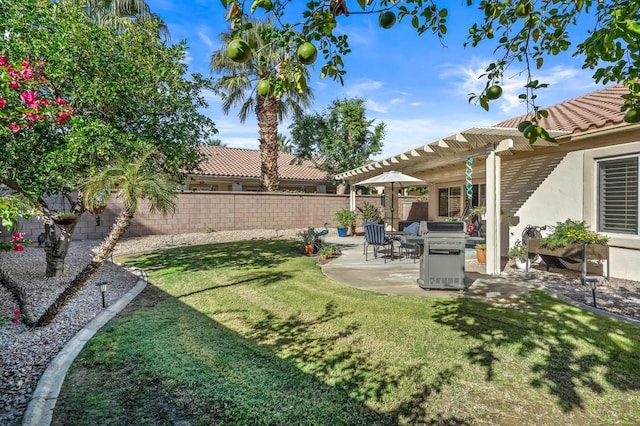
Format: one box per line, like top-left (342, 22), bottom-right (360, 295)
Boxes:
top-left (355, 171), bottom-right (426, 230)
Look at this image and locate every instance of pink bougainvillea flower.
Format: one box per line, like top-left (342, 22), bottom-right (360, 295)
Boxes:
top-left (20, 91), bottom-right (37, 107)
top-left (54, 96), bottom-right (67, 106)
top-left (11, 317), bottom-right (20, 324)
top-left (9, 123), bottom-right (20, 133)
top-left (0, 98), bottom-right (6, 108)
top-left (0, 57), bottom-right (8, 67)
top-left (12, 232), bottom-right (25, 241)
top-left (9, 81), bottom-right (19, 90)
top-left (39, 98), bottom-right (51, 106)
top-left (14, 310), bottom-right (21, 316)
top-left (21, 67), bottom-right (34, 80)
top-left (12, 244), bottom-right (25, 252)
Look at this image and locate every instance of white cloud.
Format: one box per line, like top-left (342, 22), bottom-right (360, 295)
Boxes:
top-left (438, 57), bottom-right (599, 115)
top-left (197, 27), bottom-right (216, 50)
top-left (345, 79), bottom-right (385, 97)
top-left (366, 97), bottom-right (404, 114)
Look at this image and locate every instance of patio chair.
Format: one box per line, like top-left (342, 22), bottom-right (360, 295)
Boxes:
top-left (362, 221), bottom-right (379, 254)
top-left (364, 222), bottom-right (395, 262)
top-left (399, 221), bottom-right (421, 262)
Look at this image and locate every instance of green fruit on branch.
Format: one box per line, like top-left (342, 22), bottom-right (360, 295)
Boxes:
top-left (515, 1), bottom-right (532, 18)
top-left (379, 11), bottom-right (396, 29)
top-left (486, 85), bottom-right (503, 100)
top-left (522, 124), bottom-right (542, 141)
top-left (624, 108), bottom-right (640, 123)
top-left (257, 79), bottom-right (270, 96)
top-left (517, 120), bottom-right (532, 132)
top-left (296, 42), bottom-right (318, 65)
top-left (250, 0), bottom-right (273, 14)
top-left (227, 39), bottom-right (251, 63)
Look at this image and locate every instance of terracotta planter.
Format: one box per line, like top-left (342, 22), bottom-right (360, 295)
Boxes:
top-left (476, 248), bottom-right (486, 264)
top-left (304, 244), bottom-right (315, 255)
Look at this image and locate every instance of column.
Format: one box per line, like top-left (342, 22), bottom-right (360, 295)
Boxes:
top-left (485, 145), bottom-right (501, 275)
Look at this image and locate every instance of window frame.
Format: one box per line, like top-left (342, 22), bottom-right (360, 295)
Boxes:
top-left (438, 186), bottom-right (462, 217)
top-left (596, 154), bottom-right (639, 236)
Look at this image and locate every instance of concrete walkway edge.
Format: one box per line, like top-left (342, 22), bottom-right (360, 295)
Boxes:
top-left (22, 275), bottom-right (148, 426)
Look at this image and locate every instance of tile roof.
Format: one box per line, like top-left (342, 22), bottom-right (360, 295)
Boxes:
top-left (194, 146), bottom-right (332, 182)
top-left (494, 84), bottom-right (629, 133)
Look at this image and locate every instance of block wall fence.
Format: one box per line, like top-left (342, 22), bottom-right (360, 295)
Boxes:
top-left (6, 192), bottom-right (426, 241)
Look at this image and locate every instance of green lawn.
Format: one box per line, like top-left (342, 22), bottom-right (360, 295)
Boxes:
top-left (53, 240), bottom-right (640, 425)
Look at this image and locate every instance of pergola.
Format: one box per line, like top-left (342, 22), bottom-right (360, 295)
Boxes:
top-left (335, 126), bottom-right (569, 275)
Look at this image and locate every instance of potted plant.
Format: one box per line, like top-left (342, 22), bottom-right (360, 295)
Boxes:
top-left (475, 243), bottom-right (487, 264)
top-left (319, 244), bottom-right (339, 260)
top-left (334, 209), bottom-right (356, 237)
top-left (508, 240), bottom-right (528, 270)
top-left (51, 211), bottom-right (77, 226)
top-left (358, 202), bottom-right (382, 223)
top-left (297, 227), bottom-right (316, 255)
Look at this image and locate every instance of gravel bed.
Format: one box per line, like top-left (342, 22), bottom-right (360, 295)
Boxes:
top-left (1, 229), bottom-right (638, 425)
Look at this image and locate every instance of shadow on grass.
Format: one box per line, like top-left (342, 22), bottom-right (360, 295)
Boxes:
top-left (177, 271), bottom-right (294, 298)
top-left (246, 300), bottom-right (471, 424)
top-left (55, 290), bottom-right (469, 424)
top-left (430, 291), bottom-right (640, 412)
top-left (120, 239), bottom-right (300, 273)
top-left (56, 241), bottom-right (640, 424)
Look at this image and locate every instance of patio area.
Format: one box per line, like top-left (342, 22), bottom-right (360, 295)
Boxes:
top-left (321, 235), bottom-right (538, 301)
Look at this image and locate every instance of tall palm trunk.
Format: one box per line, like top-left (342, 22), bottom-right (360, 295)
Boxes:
top-left (36, 208), bottom-right (136, 327)
top-left (256, 95), bottom-right (280, 191)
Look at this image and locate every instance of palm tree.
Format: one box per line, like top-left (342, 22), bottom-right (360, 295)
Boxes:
top-left (67, 0), bottom-right (168, 36)
top-left (210, 19), bottom-right (313, 191)
top-left (277, 133), bottom-right (294, 153)
top-left (35, 149), bottom-right (176, 326)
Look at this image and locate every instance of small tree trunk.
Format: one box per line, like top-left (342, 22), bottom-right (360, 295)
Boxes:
top-left (44, 221), bottom-right (77, 277)
top-left (0, 267), bottom-right (35, 326)
top-left (36, 208), bottom-right (135, 327)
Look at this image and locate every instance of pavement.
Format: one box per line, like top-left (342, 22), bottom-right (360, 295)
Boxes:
top-left (321, 235), bottom-right (537, 301)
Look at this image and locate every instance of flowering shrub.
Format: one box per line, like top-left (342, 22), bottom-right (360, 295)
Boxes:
top-left (0, 56), bottom-right (73, 136)
top-left (540, 219), bottom-right (609, 249)
top-left (0, 310), bottom-right (25, 326)
top-left (0, 232), bottom-right (31, 252)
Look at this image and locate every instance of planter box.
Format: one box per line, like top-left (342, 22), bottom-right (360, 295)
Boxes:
top-left (527, 239), bottom-right (608, 261)
top-left (526, 239), bottom-right (609, 281)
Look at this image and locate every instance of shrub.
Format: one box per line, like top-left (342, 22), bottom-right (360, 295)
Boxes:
top-left (357, 202), bottom-right (382, 222)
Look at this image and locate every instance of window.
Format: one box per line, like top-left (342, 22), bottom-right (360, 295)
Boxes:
top-left (439, 186), bottom-right (461, 217)
top-left (471, 184), bottom-right (486, 208)
top-left (598, 156), bottom-right (639, 235)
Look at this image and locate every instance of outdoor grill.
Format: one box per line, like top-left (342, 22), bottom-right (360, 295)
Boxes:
top-left (406, 221), bottom-right (466, 290)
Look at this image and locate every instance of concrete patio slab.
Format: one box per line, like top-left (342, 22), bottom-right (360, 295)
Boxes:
top-left (321, 235), bottom-right (536, 300)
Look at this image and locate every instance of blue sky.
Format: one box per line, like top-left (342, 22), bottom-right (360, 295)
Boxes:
top-left (147, 0), bottom-right (600, 160)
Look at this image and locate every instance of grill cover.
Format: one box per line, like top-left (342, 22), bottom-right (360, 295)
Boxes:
top-left (407, 221), bottom-right (466, 290)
